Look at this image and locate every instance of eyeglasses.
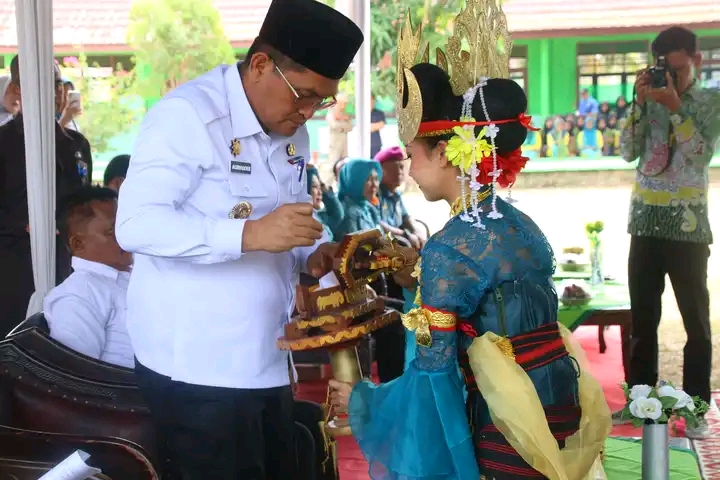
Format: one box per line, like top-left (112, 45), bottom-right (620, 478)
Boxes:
top-left (274, 63), bottom-right (336, 111)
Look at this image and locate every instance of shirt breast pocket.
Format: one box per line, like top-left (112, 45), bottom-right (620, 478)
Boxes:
top-left (226, 174), bottom-right (269, 219)
top-left (290, 170), bottom-right (306, 196)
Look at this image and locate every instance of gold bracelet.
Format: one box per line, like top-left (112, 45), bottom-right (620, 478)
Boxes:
top-left (401, 307), bottom-right (456, 347)
top-left (426, 309), bottom-right (456, 328)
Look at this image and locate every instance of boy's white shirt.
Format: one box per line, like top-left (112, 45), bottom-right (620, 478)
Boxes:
top-left (44, 257), bottom-right (133, 368)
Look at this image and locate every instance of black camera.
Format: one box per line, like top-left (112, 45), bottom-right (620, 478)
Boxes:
top-left (648, 55), bottom-right (675, 89)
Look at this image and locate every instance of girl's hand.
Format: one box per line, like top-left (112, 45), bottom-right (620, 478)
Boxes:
top-left (328, 379), bottom-right (353, 410)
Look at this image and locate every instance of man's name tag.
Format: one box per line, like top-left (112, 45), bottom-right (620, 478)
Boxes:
top-left (230, 161), bottom-right (252, 175)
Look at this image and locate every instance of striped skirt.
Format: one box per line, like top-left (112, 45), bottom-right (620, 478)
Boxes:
top-left (458, 322), bottom-right (582, 479)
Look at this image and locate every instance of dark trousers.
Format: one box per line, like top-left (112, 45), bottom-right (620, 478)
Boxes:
top-left (628, 236), bottom-right (712, 402)
top-left (374, 320), bottom-right (406, 383)
top-left (135, 360), bottom-right (296, 480)
top-left (370, 275), bottom-right (406, 383)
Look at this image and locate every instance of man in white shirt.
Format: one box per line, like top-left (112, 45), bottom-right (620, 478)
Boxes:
top-left (115, 0), bottom-right (363, 478)
top-left (45, 187), bottom-right (133, 367)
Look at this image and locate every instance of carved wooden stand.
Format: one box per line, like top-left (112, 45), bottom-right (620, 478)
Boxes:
top-left (277, 230), bottom-right (408, 437)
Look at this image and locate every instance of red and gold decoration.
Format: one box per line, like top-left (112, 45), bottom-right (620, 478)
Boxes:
top-left (396, 0), bottom-right (539, 226)
top-left (402, 306), bottom-right (456, 347)
top-left (277, 230), bottom-right (417, 437)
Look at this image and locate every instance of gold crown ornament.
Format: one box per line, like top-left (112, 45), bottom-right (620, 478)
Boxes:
top-left (395, 0), bottom-right (538, 228)
top-left (396, 0), bottom-right (512, 145)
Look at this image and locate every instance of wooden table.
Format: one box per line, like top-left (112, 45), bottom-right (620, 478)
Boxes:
top-left (580, 308), bottom-right (632, 382)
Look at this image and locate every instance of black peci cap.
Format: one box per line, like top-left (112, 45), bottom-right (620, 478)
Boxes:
top-left (258, 0), bottom-right (364, 80)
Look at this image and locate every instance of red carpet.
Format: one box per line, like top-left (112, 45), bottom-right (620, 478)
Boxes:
top-left (295, 326), bottom-right (646, 479)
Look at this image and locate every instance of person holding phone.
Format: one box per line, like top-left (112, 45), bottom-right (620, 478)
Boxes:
top-left (618, 26), bottom-right (720, 439)
top-left (59, 80), bottom-right (81, 131)
top-left (0, 56), bottom-right (92, 337)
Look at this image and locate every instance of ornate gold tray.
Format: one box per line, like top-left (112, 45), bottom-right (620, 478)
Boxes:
top-left (277, 230), bottom-right (413, 437)
top-left (277, 230), bottom-right (408, 353)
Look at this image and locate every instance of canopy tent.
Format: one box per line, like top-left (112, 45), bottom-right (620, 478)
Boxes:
top-left (14, 0), bottom-right (56, 318)
top-left (351, 0), bottom-right (372, 159)
top-left (11, 0), bottom-right (373, 322)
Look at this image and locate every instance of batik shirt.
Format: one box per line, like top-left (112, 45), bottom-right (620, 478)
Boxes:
top-left (620, 85), bottom-right (720, 244)
top-left (378, 184), bottom-right (408, 229)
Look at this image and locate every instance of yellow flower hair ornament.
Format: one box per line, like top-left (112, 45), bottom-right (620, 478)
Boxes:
top-left (445, 119), bottom-right (495, 175)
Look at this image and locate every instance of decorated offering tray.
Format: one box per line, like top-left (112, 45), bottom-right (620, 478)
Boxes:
top-left (277, 230), bottom-right (414, 437)
top-left (277, 229), bottom-right (409, 352)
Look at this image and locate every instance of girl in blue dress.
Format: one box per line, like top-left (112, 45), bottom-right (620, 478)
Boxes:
top-left (328, 2), bottom-right (611, 478)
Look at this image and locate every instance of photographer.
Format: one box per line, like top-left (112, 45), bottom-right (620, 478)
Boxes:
top-left (619, 26), bottom-right (720, 439)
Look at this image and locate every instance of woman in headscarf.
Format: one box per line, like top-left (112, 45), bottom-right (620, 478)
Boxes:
top-left (328, 2), bottom-right (610, 478)
top-left (614, 95), bottom-right (628, 119)
top-left (540, 116), bottom-right (554, 157)
top-left (306, 165), bottom-right (343, 240)
top-left (576, 116), bottom-right (604, 158)
top-left (334, 158), bottom-right (383, 238)
top-left (522, 127), bottom-right (542, 158)
top-left (548, 116), bottom-right (570, 157)
top-left (598, 101), bottom-right (611, 122)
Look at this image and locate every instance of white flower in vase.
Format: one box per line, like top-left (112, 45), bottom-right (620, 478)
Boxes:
top-left (629, 384), bottom-right (653, 400)
top-left (657, 385), bottom-right (694, 409)
top-left (629, 397), bottom-right (663, 421)
top-left (620, 381), bottom-right (709, 429)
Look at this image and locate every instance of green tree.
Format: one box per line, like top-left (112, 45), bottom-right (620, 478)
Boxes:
top-left (64, 54), bottom-right (141, 156)
top-left (126, 0), bottom-right (237, 98)
top-left (369, 0), bottom-right (458, 100)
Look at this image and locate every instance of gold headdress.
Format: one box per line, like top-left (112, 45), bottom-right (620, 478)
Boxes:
top-left (397, 0), bottom-right (537, 226)
top-left (396, 0), bottom-right (512, 145)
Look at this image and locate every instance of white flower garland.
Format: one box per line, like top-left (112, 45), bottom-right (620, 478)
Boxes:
top-left (457, 77), bottom-right (503, 230)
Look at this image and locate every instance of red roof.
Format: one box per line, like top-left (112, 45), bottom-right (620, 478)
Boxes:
top-left (0, 0), bottom-right (273, 51)
top-left (503, 0), bottom-right (720, 38)
top-left (0, 0), bottom-right (718, 51)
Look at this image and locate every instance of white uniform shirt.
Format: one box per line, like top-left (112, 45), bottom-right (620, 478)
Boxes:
top-left (44, 257), bottom-right (133, 368)
top-left (116, 64), bottom-right (326, 389)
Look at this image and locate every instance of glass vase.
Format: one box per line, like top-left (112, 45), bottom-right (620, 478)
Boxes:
top-left (589, 239), bottom-right (603, 286)
top-left (642, 423), bottom-right (669, 480)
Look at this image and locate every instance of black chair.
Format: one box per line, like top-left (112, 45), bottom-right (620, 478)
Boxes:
top-left (7, 312), bottom-right (50, 335)
top-left (0, 313), bottom-right (339, 479)
top-left (0, 424), bottom-right (159, 479)
top-left (294, 399), bottom-right (339, 479)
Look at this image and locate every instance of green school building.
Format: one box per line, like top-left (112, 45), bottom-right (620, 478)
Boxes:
top-left (0, 0), bottom-right (719, 173)
top-left (501, 0), bottom-right (720, 116)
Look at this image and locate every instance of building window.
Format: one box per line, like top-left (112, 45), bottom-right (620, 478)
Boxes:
top-left (510, 45), bottom-right (527, 95)
top-left (577, 41), bottom-right (649, 107)
top-left (700, 37), bottom-right (720, 87)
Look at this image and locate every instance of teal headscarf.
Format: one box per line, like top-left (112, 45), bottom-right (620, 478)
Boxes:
top-left (582, 117), bottom-right (599, 149)
top-left (306, 165), bottom-right (320, 195)
top-left (338, 158), bottom-right (382, 203)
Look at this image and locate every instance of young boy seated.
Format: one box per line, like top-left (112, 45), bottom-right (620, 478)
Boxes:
top-left (44, 186), bottom-right (134, 368)
top-left (103, 154), bottom-right (130, 192)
